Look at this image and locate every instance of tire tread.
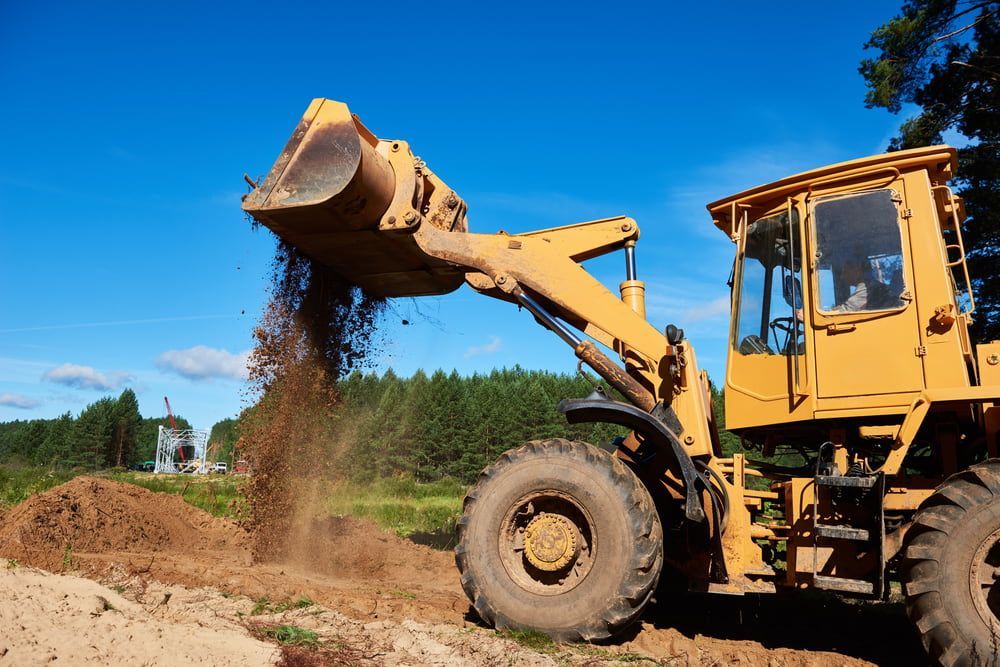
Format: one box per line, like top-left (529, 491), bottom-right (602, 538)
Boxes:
top-left (903, 460), bottom-right (1000, 666)
top-left (455, 438), bottom-right (662, 642)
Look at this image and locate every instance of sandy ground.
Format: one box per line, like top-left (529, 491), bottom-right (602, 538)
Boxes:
top-left (0, 478), bottom-right (926, 665)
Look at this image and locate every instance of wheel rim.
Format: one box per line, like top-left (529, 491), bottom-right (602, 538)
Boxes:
top-left (970, 526), bottom-right (1000, 629)
top-left (498, 490), bottom-right (596, 596)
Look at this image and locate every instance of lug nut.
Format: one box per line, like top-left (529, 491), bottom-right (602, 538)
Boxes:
top-left (403, 211), bottom-right (418, 224)
top-left (621, 222), bottom-right (632, 232)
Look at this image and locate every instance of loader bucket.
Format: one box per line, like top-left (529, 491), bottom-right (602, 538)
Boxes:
top-left (242, 99), bottom-right (467, 297)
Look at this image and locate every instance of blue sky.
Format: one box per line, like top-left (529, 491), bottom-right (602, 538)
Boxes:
top-left (0, 1), bottom-right (911, 427)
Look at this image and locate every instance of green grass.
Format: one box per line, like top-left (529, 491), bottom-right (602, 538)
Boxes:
top-left (497, 628), bottom-right (556, 652)
top-left (0, 464), bottom-right (463, 539)
top-left (108, 471), bottom-right (245, 519)
top-left (255, 624), bottom-right (320, 647)
top-left (0, 465), bottom-right (77, 507)
top-left (324, 475), bottom-right (465, 536)
top-left (0, 465), bottom-right (244, 519)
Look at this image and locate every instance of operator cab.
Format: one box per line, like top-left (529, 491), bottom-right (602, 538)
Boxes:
top-left (708, 145), bottom-right (973, 435)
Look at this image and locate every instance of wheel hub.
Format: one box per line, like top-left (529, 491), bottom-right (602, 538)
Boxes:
top-left (523, 513), bottom-right (580, 572)
top-left (970, 526), bottom-right (1000, 627)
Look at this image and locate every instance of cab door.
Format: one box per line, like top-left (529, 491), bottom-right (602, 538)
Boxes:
top-left (808, 188), bottom-right (924, 400)
top-left (726, 204), bottom-right (809, 429)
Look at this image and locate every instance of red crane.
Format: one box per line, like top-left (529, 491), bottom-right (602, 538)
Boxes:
top-left (164, 396), bottom-right (186, 461)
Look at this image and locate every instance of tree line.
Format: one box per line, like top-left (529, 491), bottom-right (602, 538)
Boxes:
top-left (0, 388), bottom-right (241, 469)
top-left (281, 367), bottom-right (739, 486)
top-left (0, 368), bottom-right (741, 485)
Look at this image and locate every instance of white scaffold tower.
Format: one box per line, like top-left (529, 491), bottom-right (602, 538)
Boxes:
top-left (154, 425), bottom-right (211, 474)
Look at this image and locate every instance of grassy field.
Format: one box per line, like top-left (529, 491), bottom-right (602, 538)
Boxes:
top-left (0, 464), bottom-right (465, 537)
top-left (324, 475), bottom-right (465, 537)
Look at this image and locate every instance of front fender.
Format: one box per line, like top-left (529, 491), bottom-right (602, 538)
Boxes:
top-left (558, 397), bottom-right (706, 523)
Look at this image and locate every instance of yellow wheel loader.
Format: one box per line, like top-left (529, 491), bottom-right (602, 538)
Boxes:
top-left (244, 99), bottom-right (1000, 665)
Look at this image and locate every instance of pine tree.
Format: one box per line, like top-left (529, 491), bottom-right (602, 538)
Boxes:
top-left (74, 397), bottom-right (116, 470)
top-left (861, 1), bottom-right (999, 338)
top-left (34, 412), bottom-right (74, 466)
top-left (111, 389), bottom-right (142, 467)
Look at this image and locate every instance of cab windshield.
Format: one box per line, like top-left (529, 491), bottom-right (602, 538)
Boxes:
top-left (734, 208), bottom-right (802, 356)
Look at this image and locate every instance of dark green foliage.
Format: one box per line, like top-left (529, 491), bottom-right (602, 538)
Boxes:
top-left (73, 397), bottom-right (116, 469)
top-left (1, 369), bottom-right (742, 489)
top-left (339, 367), bottom-right (626, 485)
top-left (0, 392), bottom-right (198, 470)
top-left (861, 1), bottom-right (999, 339)
top-left (208, 418), bottom-right (239, 466)
top-left (110, 389), bottom-right (141, 467)
top-left (711, 384), bottom-right (743, 456)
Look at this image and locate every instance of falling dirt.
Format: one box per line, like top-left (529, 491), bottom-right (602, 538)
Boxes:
top-left (0, 478), bottom-right (927, 665)
top-left (237, 240), bottom-right (384, 561)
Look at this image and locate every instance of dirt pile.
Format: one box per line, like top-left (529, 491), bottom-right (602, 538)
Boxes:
top-left (0, 476), bottom-right (242, 570)
top-left (238, 241), bottom-right (384, 560)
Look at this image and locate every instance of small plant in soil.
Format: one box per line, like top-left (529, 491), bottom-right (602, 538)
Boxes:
top-left (294, 596), bottom-right (314, 608)
top-left (6, 558), bottom-right (18, 569)
top-left (390, 589), bottom-right (416, 600)
top-left (251, 597), bottom-right (272, 615)
top-left (257, 624), bottom-right (320, 647)
top-left (62, 543), bottom-right (72, 569)
top-left (497, 628), bottom-right (555, 652)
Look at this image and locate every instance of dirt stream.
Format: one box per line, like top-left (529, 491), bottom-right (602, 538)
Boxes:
top-left (0, 477), bottom-right (924, 666)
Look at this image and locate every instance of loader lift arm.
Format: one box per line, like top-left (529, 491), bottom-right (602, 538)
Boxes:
top-left (242, 98), bottom-right (717, 461)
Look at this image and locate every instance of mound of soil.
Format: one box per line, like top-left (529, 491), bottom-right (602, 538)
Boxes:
top-left (0, 477), bottom-right (244, 570)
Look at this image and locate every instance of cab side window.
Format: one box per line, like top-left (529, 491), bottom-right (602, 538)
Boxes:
top-left (734, 209), bottom-right (803, 356)
top-left (814, 190), bottom-right (907, 314)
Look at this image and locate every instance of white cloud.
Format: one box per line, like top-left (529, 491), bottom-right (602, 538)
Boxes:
top-left (682, 296), bottom-right (730, 323)
top-left (42, 363), bottom-right (132, 391)
top-left (0, 393), bottom-right (40, 409)
top-left (157, 346), bottom-right (250, 381)
top-left (464, 335), bottom-right (503, 359)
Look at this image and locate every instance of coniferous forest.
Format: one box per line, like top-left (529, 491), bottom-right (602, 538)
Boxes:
top-left (0, 368), bottom-right (740, 485)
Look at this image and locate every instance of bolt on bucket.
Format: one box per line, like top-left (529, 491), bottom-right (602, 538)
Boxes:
top-left (242, 99), bottom-right (468, 297)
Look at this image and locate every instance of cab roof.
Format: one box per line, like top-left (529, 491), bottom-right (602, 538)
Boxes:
top-left (706, 145), bottom-right (958, 238)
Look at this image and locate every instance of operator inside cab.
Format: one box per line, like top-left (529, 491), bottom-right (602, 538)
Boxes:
top-left (735, 188), bottom-right (909, 357)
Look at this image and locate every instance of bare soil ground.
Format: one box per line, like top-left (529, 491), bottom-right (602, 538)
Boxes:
top-left (0, 478), bottom-right (925, 665)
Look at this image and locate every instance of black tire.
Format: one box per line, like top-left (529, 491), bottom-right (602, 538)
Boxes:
top-left (455, 438), bottom-right (663, 641)
top-left (903, 461), bottom-right (1000, 666)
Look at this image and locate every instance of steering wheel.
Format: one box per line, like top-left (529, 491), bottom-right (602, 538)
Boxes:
top-left (769, 317), bottom-right (804, 354)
